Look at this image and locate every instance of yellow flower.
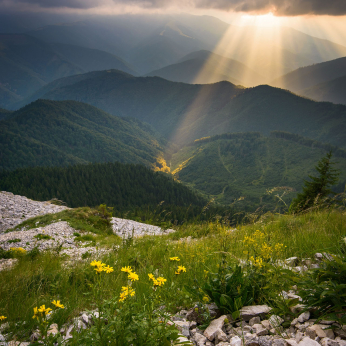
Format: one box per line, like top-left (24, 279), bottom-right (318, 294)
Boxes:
top-left (90, 260), bottom-right (102, 267)
top-left (119, 286), bottom-right (135, 302)
top-left (121, 266), bottom-right (133, 274)
top-left (178, 266), bottom-right (186, 273)
top-left (202, 296), bottom-right (210, 303)
top-left (32, 307), bottom-right (39, 320)
top-left (0, 316), bottom-right (7, 321)
top-left (170, 257), bottom-right (180, 261)
top-left (119, 292), bottom-right (127, 302)
top-left (38, 305), bottom-right (52, 316)
top-left (128, 271), bottom-right (139, 282)
top-left (104, 265), bottom-right (114, 273)
top-left (51, 300), bottom-right (64, 309)
top-left (94, 266), bottom-right (104, 274)
top-left (148, 273), bottom-right (155, 280)
top-left (10, 247), bottom-right (26, 254)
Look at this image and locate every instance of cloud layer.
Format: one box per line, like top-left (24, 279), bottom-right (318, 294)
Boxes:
top-left (1, 0), bottom-right (346, 16)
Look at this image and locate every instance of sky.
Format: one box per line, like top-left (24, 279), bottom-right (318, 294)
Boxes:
top-left (0, 0), bottom-right (346, 45)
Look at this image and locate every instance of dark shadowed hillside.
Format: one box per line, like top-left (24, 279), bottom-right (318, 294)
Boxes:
top-left (0, 99), bottom-right (165, 171)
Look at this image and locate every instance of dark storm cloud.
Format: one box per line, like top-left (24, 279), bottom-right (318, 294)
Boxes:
top-left (1, 0), bottom-right (346, 15)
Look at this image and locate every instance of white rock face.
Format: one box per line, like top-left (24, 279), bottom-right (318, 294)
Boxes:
top-left (0, 191), bottom-right (67, 234)
top-left (111, 217), bottom-right (175, 238)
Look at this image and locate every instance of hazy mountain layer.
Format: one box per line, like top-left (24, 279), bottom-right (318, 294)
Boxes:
top-left (272, 56), bottom-right (346, 92)
top-left (0, 99), bottom-right (165, 171)
top-left (0, 34), bottom-right (83, 103)
top-left (146, 50), bottom-right (265, 86)
top-left (170, 132), bottom-right (346, 208)
top-left (20, 69), bottom-right (346, 149)
top-left (299, 75), bottom-right (346, 105)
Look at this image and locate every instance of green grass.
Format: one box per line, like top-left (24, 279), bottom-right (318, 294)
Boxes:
top-left (1, 208), bottom-right (346, 340)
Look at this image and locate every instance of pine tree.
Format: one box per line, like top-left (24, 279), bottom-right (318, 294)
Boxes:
top-left (289, 151), bottom-right (340, 213)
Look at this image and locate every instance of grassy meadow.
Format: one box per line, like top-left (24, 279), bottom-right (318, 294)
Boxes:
top-left (1, 203), bottom-right (346, 344)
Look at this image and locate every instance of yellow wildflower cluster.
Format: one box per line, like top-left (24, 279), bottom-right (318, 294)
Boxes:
top-left (175, 265), bottom-right (186, 275)
top-left (32, 300), bottom-right (65, 320)
top-left (0, 316), bottom-right (6, 322)
top-left (250, 256), bottom-right (263, 268)
top-left (202, 296), bottom-right (210, 303)
top-left (169, 257), bottom-right (180, 261)
top-left (121, 266), bottom-right (139, 281)
top-left (243, 229), bottom-right (286, 264)
top-left (148, 273), bottom-right (167, 287)
top-left (10, 247), bottom-right (26, 254)
top-left (119, 286), bottom-right (135, 302)
top-left (90, 260), bottom-right (114, 274)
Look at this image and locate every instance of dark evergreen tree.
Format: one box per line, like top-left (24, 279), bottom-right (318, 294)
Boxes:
top-left (289, 151), bottom-right (340, 213)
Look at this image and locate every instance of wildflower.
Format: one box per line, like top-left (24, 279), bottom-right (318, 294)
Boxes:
top-left (119, 292), bottom-right (127, 303)
top-left (170, 257), bottom-right (180, 261)
top-left (119, 286), bottom-right (135, 302)
top-left (202, 296), bottom-right (210, 303)
top-left (90, 260), bottom-right (102, 267)
top-left (94, 266), bottom-right (104, 274)
top-left (121, 266), bottom-right (133, 274)
top-left (10, 247), bottom-right (26, 254)
top-left (32, 307), bottom-right (39, 320)
top-left (224, 318), bottom-right (229, 324)
top-left (194, 308), bottom-right (199, 312)
top-left (175, 265), bottom-right (186, 275)
top-left (104, 265), bottom-right (114, 273)
top-left (0, 316), bottom-right (6, 321)
top-left (155, 277), bottom-right (167, 287)
top-left (51, 300), bottom-right (64, 309)
top-left (38, 305), bottom-right (52, 316)
top-left (148, 273), bottom-right (155, 280)
top-left (128, 271), bottom-right (139, 282)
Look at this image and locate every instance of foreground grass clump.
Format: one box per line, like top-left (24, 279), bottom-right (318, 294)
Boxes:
top-left (0, 209), bottom-right (346, 344)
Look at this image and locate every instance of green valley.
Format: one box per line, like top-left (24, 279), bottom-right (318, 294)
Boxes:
top-left (170, 132), bottom-right (346, 209)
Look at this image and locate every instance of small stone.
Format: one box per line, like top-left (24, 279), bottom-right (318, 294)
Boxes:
top-left (269, 316), bottom-right (284, 329)
top-left (273, 339), bottom-right (287, 346)
top-left (298, 337), bottom-right (321, 346)
top-left (291, 319), bottom-right (299, 326)
top-left (230, 336), bottom-right (243, 346)
top-left (297, 312), bottom-right (310, 323)
top-left (215, 329), bottom-right (228, 343)
top-left (250, 317), bottom-right (262, 326)
top-left (259, 336), bottom-right (273, 346)
top-left (193, 332), bottom-right (207, 346)
top-left (315, 253), bottom-right (323, 261)
top-left (262, 320), bottom-right (271, 330)
top-left (290, 305), bottom-right (305, 314)
top-left (204, 315), bottom-right (227, 341)
top-left (252, 324), bottom-right (268, 336)
top-left (240, 306), bottom-right (272, 322)
top-left (246, 337), bottom-right (260, 346)
top-left (306, 327), bottom-right (317, 340)
top-left (296, 332), bottom-right (304, 343)
top-left (286, 339), bottom-right (299, 346)
top-left (81, 313), bottom-right (89, 326)
top-left (285, 257), bottom-right (299, 267)
top-left (30, 331), bottom-right (40, 342)
top-left (47, 323), bottom-right (59, 336)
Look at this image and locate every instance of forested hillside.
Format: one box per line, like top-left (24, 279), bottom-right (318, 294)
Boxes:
top-left (0, 162), bottom-right (205, 210)
top-left (20, 70), bottom-right (346, 148)
top-left (0, 99), bottom-right (165, 171)
top-left (170, 132), bottom-right (346, 209)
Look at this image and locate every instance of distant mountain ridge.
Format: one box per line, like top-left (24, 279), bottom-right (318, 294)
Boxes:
top-left (17, 69), bottom-right (346, 149)
top-left (146, 50), bottom-right (265, 86)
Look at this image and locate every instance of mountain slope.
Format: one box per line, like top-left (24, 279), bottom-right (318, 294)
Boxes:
top-left (170, 132), bottom-right (346, 208)
top-left (0, 34), bottom-right (83, 107)
top-left (300, 75), bottom-right (346, 105)
top-left (272, 56), bottom-right (346, 92)
top-left (0, 99), bottom-right (165, 171)
top-left (0, 108), bottom-right (13, 121)
top-left (146, 50), bottom-right (265, 86)
top-left (21, 70), bottom-right (346, 149)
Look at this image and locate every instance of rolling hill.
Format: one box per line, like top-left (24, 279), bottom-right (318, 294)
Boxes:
top-left (272, 56), bottom-right (346, 92)
top-left (170, 132), bottom-right (346, 208)
top-left (146, 50), bottom-right (265, 86)
top-left (19, 69), bottom-right (346, 149)
top-left (299, 75), bottom-right (346, 106)
top-left (0, 99), bottom-right (165, 171)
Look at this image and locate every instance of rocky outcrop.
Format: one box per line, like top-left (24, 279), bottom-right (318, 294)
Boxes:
top-left (0, 192), bottom-right (67, 234)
